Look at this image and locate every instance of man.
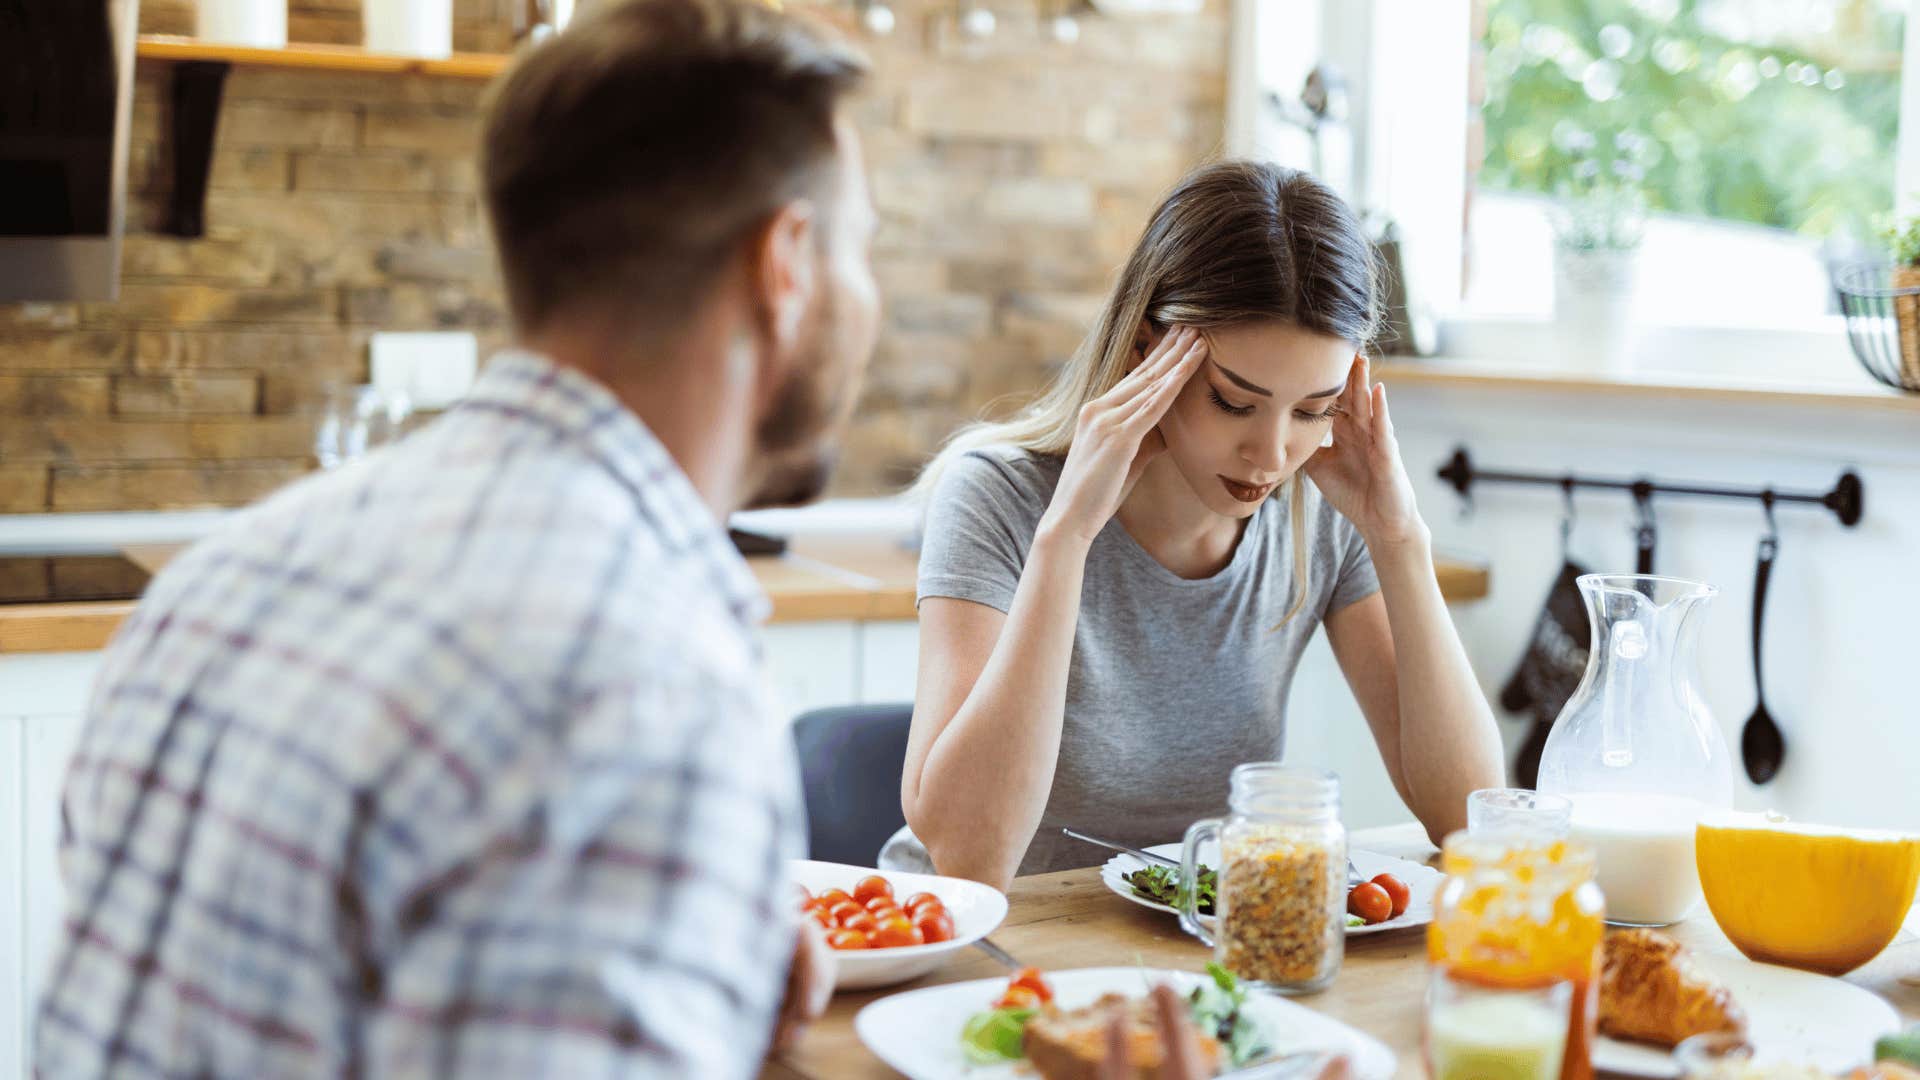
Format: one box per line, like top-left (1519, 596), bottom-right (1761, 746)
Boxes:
top-left (33, 0), bottom-right (878, 1074)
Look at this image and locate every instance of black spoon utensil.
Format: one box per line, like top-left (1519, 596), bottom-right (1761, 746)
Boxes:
top-left (1741, 503), bottom-right (1785, 785)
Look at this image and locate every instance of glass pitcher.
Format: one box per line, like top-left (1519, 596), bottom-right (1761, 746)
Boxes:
top-left (1179, 764), bottom-right (1345, 994)
top-left (1537, 574), bottom-right (1732, 926)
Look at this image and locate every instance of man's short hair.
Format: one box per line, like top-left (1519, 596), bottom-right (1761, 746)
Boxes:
top-left (481, 0), bottom-right (868, 333)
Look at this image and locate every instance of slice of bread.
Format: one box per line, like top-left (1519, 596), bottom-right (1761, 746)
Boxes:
top-left (1023, 992), bottom-right (1223, 1080)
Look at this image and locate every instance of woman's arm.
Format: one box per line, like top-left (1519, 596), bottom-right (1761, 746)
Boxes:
top-left (1305, 355), bottom-right (1504, 845)
top-left (903, 527), bottom-right (1089, 889)
top-left (1324, 544), bottom-right (1505, 845)
top-left (903, 328), bottom-right (1210, 891)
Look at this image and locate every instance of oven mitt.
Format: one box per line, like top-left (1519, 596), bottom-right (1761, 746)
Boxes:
top-left (1499, 559), bottom-right (1592, 787)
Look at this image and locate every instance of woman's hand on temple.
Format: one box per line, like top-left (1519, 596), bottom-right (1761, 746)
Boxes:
top-left (1040, 326), bottom-right (1207, 547)
top-left (1302, 354), bottom-right (1425, 547)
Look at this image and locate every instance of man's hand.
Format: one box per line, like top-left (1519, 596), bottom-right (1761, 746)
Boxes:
top-left (772, 921), bottom-right (836, 1053)
top-left (1099, 983), bottom-right (1208, 1080)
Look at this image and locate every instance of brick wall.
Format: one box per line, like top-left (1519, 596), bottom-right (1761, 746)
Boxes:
top-left (0, 0), bottom-right (1226, 511)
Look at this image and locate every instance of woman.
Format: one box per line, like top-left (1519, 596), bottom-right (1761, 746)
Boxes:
top-left (900, 161), bottom-right (1504, 890)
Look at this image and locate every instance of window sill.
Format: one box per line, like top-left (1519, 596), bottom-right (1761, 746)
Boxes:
top-left (1376, 316), bottom-right (1920, 413)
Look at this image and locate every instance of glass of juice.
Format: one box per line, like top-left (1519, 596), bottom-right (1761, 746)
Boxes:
top-left (1427, 971), bottom-right (1572, 1080)
top-left (1428, 833), bottom-right (1605, 1080)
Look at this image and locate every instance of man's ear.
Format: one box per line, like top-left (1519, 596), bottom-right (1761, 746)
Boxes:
top-left (748, 198), bottom-right (820, 363)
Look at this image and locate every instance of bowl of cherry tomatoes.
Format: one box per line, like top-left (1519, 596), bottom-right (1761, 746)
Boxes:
top-left (793, 860), bottom-right (1009, 990)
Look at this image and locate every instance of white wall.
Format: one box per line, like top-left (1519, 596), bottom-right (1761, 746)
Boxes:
top-left (1298, 378), bottom-right (1919, 833)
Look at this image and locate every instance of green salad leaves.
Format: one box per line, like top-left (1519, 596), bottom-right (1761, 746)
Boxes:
top-left (1188, 963), bottom-right (1271, 1068)
top-left (1124, 864), bottom-right (1217, 915)
top-left (959, 1007), bottom-right (1035, 1064)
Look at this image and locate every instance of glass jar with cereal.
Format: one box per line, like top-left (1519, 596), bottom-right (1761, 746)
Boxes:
top-left (1178, 764), bottom-right (1345, 994)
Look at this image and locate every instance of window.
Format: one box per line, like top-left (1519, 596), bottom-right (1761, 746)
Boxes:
top-left (1469, 0), bottom-right (1906, 327)
top-left (1238, 0), bottom-right (1920, 351)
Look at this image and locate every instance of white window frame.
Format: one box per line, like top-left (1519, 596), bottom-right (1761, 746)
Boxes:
top-left (1228, 0), bottom-right (1920, 368)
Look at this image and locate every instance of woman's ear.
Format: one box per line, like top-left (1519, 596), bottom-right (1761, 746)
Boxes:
top-left (1133, 319), bottom-right (1162, 362)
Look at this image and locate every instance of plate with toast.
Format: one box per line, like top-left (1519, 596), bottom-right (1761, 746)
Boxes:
top-left (855, 965), bottom-right (1396, 1080)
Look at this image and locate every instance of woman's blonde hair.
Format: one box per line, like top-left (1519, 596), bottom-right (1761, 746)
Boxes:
top-left (912, 160), bottom-right (1380, 625)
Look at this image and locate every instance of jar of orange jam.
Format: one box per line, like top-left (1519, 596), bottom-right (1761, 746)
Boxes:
top-left (1427, 833), bottom-right (1606, 1080)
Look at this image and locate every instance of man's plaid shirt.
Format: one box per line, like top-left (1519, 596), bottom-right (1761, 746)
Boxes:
top-left (34, 350), bottom-right (803, 1078)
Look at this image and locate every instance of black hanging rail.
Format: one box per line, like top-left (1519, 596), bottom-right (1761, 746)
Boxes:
top-left (1437, 448), bottom-right (1864, 527)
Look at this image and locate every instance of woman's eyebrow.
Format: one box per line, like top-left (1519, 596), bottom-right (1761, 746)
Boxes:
top-left (1211, 360), bottom-right (1273, 397)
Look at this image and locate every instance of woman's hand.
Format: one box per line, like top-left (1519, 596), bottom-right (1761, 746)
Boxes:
top-left (1040, 326), bottom-right (1208, 547)
top-left (1302, 354), bottom-right (1425, 547)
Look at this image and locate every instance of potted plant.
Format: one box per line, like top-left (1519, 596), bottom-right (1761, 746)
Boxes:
top-left (1550, 159), bottom-right (1646, 372)
top-left (1882, 214), bottom-right (1920, 387)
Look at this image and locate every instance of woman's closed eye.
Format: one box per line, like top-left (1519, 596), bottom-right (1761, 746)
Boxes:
top-left (1207, 387), bottom-right (1254, 417)
top-left (1208, 386), bottom-right (1343, 424)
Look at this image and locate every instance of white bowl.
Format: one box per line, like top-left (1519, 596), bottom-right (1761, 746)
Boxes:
top-left (793, 859), bottom-right (1008, 991)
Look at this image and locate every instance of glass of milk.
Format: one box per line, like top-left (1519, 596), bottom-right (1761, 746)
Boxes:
top-left (1538, 575), bottom-right (1733, 926)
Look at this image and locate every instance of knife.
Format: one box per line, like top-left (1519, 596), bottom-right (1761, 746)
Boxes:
top-left (1065, 827), bottom-right (1367, 887)
top-left (972, 936), bottom-right (1024, 972)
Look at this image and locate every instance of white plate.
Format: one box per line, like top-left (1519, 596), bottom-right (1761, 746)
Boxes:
top-left (1100, 843), bottom-right (1444, 936)
top-left (855, 966), bottom-right (1397, 1080)
top-left (793, 859), bottom-right (1008, 991)
top-left (1592, 952), bottom-right (1901, 1077)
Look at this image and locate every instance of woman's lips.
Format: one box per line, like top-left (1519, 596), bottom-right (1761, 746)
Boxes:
top-left (1218, 475), bottom-right (1277, 502)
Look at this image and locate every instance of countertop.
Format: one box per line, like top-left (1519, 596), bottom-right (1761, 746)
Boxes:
top-left (0, 537), bottom-right (1491, 654)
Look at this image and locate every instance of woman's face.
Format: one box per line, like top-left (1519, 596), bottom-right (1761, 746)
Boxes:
top-left (1152, 320), bottom-right (1357, 520)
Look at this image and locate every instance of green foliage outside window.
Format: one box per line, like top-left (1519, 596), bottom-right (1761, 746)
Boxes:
top-left (1479, 0), bottom-right (1902, 241)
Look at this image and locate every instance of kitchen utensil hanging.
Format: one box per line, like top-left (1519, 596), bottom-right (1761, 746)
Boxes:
top-left (1501, 478), bottom-right (1593, 788)
top-left (1740, 493), bottom-right (1786, 785)
top-left (1631, 481), bottom-right (1657, 575)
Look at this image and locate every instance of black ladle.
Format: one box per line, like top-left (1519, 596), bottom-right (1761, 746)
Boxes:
top-left (1741, 498), bottom-right (1785, 784)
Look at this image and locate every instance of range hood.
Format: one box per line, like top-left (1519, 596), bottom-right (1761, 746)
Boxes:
top-left (0, 0), bottom-right (141, 303)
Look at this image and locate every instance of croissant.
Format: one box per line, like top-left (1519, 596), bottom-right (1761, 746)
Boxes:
top-left (1598, 929), bottom-right (1747, 1048)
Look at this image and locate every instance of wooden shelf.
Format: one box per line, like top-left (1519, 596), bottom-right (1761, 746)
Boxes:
top-left (136, 35), bottom-right (510, 79)
top-left (133, 36), bottom-right (509, 236)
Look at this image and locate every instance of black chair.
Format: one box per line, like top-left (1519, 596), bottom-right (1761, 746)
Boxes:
top-left (791, 703), bottom-right (913, 866)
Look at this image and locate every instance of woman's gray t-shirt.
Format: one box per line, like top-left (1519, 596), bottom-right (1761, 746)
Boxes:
top-left (916, 446), bottom-right (1382, 877)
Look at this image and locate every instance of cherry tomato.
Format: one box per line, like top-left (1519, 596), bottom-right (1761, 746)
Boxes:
top-left (903, 892), bottom-right (942, 915)
top-left (871, 922), bottom-right (921, 948)
top-left (995, 984), bottom-right (1041, 1009)
top-left (808, 906), bottom-right (833, 929)
top-left (826, 929), bottom-right (868, 950)
top-left (853, 875), bottom-right (894, 904)
top-left (1371, 873), bottom-right (1410, 919)
top-left (840, 911), bottom-right (876, 934)
top-left (817, 889), bottom-right (853, 909)
top-left (1010, 967), bottom-right (1054, 1004)
top-left (1348, 882), bottom-right (1392, 925)
top-left (864, 896), bottom-right (901, 914)
top-left (829, 901), bottom-right (865, 925)
top-left (912, 908), bottom-right (955, 944)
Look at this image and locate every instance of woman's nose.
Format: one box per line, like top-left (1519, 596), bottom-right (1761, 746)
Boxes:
top-left (1239, 425), bottom-right (1286, 476)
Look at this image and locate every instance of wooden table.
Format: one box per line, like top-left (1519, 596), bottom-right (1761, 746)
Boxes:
top-left (766, 824), bottom-right (1920, 1079)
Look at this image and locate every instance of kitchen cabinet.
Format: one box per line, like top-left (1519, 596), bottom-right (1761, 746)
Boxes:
top-left (763, 619), bottom-right (922, 720)
top-left (856, 621), bottom-right (920, 705)
top-left (0, 651), bottom-right (97, 1073)
top-left (1, 718), bottom-right (24, 1080)
top-left (22, 714), bottom-right (83, 1052)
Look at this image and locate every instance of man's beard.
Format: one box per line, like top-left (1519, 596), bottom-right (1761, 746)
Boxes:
top-left (743, 295), bottom-right (850, 510)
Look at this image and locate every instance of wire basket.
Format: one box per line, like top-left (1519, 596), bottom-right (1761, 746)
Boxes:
top-left (1833, 262), bottom-right (1920, 392)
